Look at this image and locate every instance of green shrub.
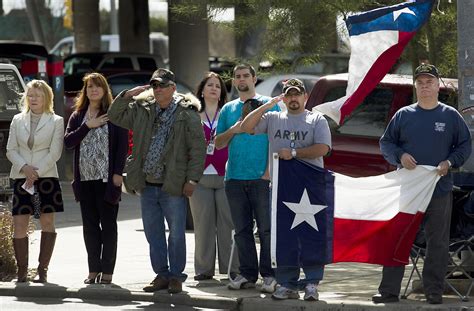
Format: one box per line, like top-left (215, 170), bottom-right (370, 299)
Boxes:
top-left (0, 202), bottom-right (36, 281)
top-left (0, 204), bottom-right (16, 281)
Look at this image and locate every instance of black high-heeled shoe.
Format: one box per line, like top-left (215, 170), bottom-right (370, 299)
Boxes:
top-left (84, 273), bottom-right (101, 284)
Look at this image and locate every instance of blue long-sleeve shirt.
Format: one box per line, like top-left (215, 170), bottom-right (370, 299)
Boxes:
top-left (380, 102), bottom-right (471, 196)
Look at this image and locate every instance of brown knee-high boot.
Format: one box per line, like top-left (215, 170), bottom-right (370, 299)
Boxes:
top-left (33, 231), bottom-right (57, 283)
top-left (13, 237), bottom-right (29, 282)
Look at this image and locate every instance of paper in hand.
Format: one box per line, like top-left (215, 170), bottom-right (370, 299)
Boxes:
top-left (21, 182), bottom-right (35, 195)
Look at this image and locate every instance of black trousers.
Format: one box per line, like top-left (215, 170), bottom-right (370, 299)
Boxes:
top-left (378, 193), bottom-right (452, 296)
top-left (79, 180), bottom-right (119, 274)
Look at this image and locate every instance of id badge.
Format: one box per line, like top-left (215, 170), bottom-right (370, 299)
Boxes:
top-left (207, 141), bottom-right (215, 155)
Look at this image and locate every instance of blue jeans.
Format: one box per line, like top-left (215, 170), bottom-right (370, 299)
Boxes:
top-left (276, 266), bottom-right (324, 290)
top-left (225, 179), bottom-right (274, 282)
top-left (140, 185), bottom-right (187, 282)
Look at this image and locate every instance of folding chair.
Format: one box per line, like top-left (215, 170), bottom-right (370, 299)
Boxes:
top-left (401, 240), bottom-right (425, 299)
top-left (402, 187), bottom-right (474, 301)
top-left (444, 236), bottom-right (474, 301)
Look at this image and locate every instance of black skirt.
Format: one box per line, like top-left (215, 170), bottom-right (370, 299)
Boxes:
top-left (12, 178), bottom-right (64, 215)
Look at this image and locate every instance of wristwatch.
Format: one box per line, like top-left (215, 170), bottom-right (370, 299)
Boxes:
top-left (447, 160), bottom-right (452, 167)
top-left (291, 148), bottom-right (297, 158)
top-left (188, 180), bottom-right (198, 185)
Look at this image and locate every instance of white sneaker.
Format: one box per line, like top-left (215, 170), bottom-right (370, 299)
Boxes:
top-left (227, 274), bottom-right (255, 290)
top-left (261, 276), bottom-right (277, 293)
top-left (304, 283), bottom-right (319, 301)
top-left (271, 285), bottom-right (299, 300)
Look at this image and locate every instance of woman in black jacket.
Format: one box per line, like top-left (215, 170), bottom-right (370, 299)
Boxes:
top-left (64, 72), bottom-right (128, 284)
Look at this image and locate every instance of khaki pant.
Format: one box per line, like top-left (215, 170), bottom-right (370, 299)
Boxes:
top-left (189, 175), bottom-right (239, 276)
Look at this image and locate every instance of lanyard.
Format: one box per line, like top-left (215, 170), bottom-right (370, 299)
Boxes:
top-left (204, 108), bottom-right (219, 136)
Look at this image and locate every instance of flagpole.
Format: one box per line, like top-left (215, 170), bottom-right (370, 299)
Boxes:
top-left (270, 153), bottom-right (279, 268)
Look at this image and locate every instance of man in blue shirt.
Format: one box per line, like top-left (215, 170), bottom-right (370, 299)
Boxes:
top-left (374, 64), bottom-right (471, 305)
top-left (216, 64), bottom-right (279, 292)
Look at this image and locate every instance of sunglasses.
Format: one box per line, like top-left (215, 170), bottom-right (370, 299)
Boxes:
top-left (244, 99), bottom-right (263, 110)
top-left (241, 99), bottom-right (263, 119)
top-left (150, 81), bottom-right (172, 89)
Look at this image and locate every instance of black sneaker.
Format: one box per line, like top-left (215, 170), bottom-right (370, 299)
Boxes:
top-left (372, 293), bottom-right (399, 303)
top-left (426, 293), bottom-right (443, 304)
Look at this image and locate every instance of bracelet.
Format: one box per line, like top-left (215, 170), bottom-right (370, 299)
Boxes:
top-left (188, 180), bottom-right (198, 185)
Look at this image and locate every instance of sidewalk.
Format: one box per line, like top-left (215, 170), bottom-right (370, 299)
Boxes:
top-left (0, 186), bottom-right (473, 310)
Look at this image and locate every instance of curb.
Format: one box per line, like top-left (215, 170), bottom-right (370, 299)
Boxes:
top-left (1, 283), bottom-right (473, 311)
top-left (0, 283), bottom-right (240, 310)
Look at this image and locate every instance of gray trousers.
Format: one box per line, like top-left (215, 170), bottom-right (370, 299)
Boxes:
top-left (189, 175), bottom-right (239, 276)
top-left (379, 193), bottom-right (452, 296)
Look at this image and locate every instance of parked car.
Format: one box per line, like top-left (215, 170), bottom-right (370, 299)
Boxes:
top-left (259, 53), bottom-right (349, 76)
top-left (50, 33), bottom-right (169, 63)
top-left (256, 74), bottom-right (320, 98)
top-left (0, 63), bottom-right (26, 200)
top-left (306, 73), bottom-right (458, 177)
top-left (0, 41), bottom-right (49, 83)
top-left (63, 52), bottom-right (166, 115)
top-left (64, 52), bottom-right (165, 78)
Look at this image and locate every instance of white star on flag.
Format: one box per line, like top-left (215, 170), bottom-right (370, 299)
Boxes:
top-left (282, 188), bottom-right (327, 231)
top-left (393, 7), bottom-right (416, 21)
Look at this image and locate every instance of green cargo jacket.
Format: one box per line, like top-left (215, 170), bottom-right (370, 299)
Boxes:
top-left (108, 89), bottom-right (206, 196)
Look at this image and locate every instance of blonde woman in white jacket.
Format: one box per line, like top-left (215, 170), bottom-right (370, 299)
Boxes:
top-left (6, 79), bottom-right (64, 283)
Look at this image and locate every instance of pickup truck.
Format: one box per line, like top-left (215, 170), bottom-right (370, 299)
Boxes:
top-left (0, 63), bottom-right (26, 200)
top-left (305, 73), bottom-right (458, 177)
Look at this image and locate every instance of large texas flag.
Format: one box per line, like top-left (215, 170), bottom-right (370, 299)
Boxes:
top-left (314, 0), bottom-right (434, 125)
top-left (270, 157), bottom-right (440, 268)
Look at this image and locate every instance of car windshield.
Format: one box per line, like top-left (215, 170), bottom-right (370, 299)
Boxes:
top-left (0, 68), bottom-right (23, 120)
top-left (64, 55), bottom-right (104, 76)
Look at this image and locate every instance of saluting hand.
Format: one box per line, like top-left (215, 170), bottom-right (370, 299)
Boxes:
top-left (123, 85), bottom-right (150, 98)
top-left (265, 94), bottom-right (284, 109)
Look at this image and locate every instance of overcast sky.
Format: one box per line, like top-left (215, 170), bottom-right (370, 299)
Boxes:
top-left (2, 0), bottom-right (232, 20)
top-left (2, 0), bottom-right (167, 16)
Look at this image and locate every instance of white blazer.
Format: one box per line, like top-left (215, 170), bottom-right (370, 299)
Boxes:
top-left (6, 111), bottom-right (64, 179)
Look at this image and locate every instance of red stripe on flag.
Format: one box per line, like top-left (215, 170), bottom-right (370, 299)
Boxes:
top-left (333, 211), bottom-right (424, 266)
top-left (339, 31), bottom-right (416, 124)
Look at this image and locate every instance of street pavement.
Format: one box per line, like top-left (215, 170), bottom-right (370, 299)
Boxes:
top-left (0, 182), bottom-right (473, 310)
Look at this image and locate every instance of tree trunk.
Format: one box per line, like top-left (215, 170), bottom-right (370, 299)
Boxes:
top-left (118, 0), bottom-right (149, 53)
top-left (168, 0), bottom-right (208, 92)
top-left (25, 0), bottom-right (47, 48)
top-left (234, 2), bottom-right (267, 60)
top-left (73, 0), bottom-right (100, 53)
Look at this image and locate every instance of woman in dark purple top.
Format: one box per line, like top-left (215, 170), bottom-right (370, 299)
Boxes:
top-left (189, 72), bottom-right (239, 280)
top-left (64, 73), bottom-right (128, 285)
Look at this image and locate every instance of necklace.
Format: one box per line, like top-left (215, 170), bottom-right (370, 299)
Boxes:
top-left (88, 108), bottom-right (98, 120)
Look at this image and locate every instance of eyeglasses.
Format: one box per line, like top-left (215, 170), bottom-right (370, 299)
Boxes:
top-left (27, 94), bottom-right (43, 99)
top-left (150, 81), bottom-right (172, 89)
